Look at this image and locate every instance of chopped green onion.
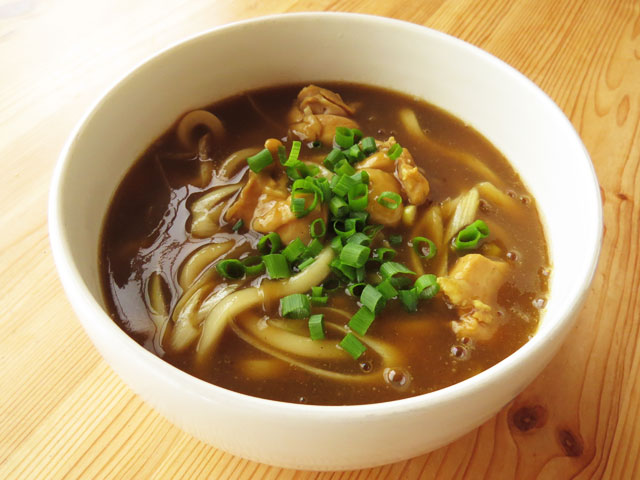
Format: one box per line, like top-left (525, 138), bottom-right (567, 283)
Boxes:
top-left (290, 178), bottom-right (320, 218)
top-left (315, 177), bottom-right (331, 202)
top-left (387, 143), bottom-right (403, 160)
top-left (346, 232), bottom-right (371, 246)
top-left (391, 276), bottom-right (413, 290)
top-left (348, 183), bottom-right (369, 211)
top-left (415, 274), bottom-right (440, 300)
top-left (333, 218), bottom-right (357, 239)
top-left (361, 136), bottom-right (377, 155)
top-left (360, 284), bottom-right (386, 313)
top-left (340, 333), bottom-right (367, 360)
top-left (355, 266), bottom-right (366, 283)
top-left (216, 259), bottom-right (246, 279)
top-left (455, 220), bottom-right (490, 250)
top-left (311, 295), bottom-right (329, 306)
top-left (346, 144), bottom-right (365, 163)
top-left (398, 288), bottom-right (419, 312)
top-left (242, 256), bottom-right (265, 275)
top-left (231, 219), bottom-right (244, 232)
top-left (340, 243), bottom-right (371, 268)
top-left (348, 306), bottom-right (376, 336)
top-left (257, 232), bottom-right (282, 255)
top-left (380, 261), bottom-right (415, 278)
top-left (412, 236), bottom-right (437, 259)
top-left (363, 223), bottom-right (383, 239)
top-left (322, 275), bottom-right (341, 292)
top-left (376, 278), bottom-right (398, 300)
top-left (373, 247), bottom-right (397, 262)
top-left (262, 254), bottom-right (290, 279)
top-left (348, 282), bottom-right (366, 297)
top-left (287, 140), bottom-right (302, 164)
top-left (309, 218), bottom-right (326, 239)
top-left (282, 238), bottom-right (306, 263)
top-left (324, 148), bottom-right (345, 171)
top-left (308, 314), bottom-right (325, 340)
top-left (377, 191), bottom-right (402, 210)
top-left (335, 159), bottom-right (356, 176)
top-left (349, 211), bottom-right (369, 229)
top-left (388, 234), bottom-right (403, 246)
top-left (246, 148), bottom-right (274, 173)
top-left (280, 293), bottom-right (310, 319)
top-left (311, 140), bottom-right (323, 149)
top-left (298, 257), bottom-right (315, 270)
top-left (351, 129), bottom-right (363, 143)
top-left (329, 196), bottom-right (349, 218)
top-left (330, 235), bottom-right (343, 253)
top-left (335, 127), bottom-right (355, 149)
top-left (350, 170), bottom-right (369, 185)
top-left (331, 174), bottom-right (357, 198)
top-left (330, 258), bottom-right (356, 281)
top-left (305, 238), bottom-right (323, 258)
top-left (311, 286), bottom-right (323, 297)
top-left (277, 145), bottom-right (287, 164)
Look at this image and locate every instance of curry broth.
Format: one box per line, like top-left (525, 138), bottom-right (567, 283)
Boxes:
top-left (100, 83), bottom-right (549, 405)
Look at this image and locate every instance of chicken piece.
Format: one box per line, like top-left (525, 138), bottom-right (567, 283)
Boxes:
top-left (357, 150), bottom-right (396, 172)
top-left (288, 85), bottom-right (359, 145)
top-left (362, 168), bottom-right (403, 227)
top-left (437, 254), bottom-right (508, 341)
top-left (253, 194), bottom-right (327, 244)
top-left (297, 85), bottom-right (355, 116)
top-left (375, 137), bottom-right (430, 205)
top-left (225, 171), bottom-right (326, 244)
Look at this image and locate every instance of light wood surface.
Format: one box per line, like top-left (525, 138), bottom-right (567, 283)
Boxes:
top-left (1, 0), bottom-right (638, 478)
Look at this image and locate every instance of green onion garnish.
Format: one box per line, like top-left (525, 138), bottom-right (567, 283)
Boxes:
top-left (335, 159), bottom-right (356, 176)
top-left (340, 333), bottom-right (367, 360)
top-left (231, 219), bottom-right (244, 232)
top-left (282, 238), bottom-right (306, 263)
top-left (281, 293), bottom-right (310, 319)
top-left (415, 274), bottom-right (439, 300)
top-left (331, 174), bottom-right (357, 198)
top-left (335, 126), bottom-right (355, 149)
top-left (330, 236), bottom-right (343, 253)
top-left (311, 286), bottom-right (323, 297)
top-left (373, 247), bottom-right (397, 262)
top-left (330, 258), bottom-right (356, 281)
top-left (380, 261), bottom-right (415, 278)
top-left (324, 148), bottom-right (345, 171)
top-left (360, 284), bottom-right (386, 313)
top-left (387, 143), bottom-right (403, 160)
top-left (311, 295), bottom-right (328, 306)
top-left (330, 196), bottom-right (349, 218)
top-left (348, 282), bottom-right (366, 297)
top-left (246, 148), bottom-right (274, 173)
top-left (311, 140), bottom-right (323, 149)
top-left (412, 236), bottom-right (437, 259)
top-left (262, 254), bottom-right (290, 279)
top-left (376, 278), bottom-right (398, 300)
top-left (362, 223), bottom-right (383, 239)
top-left (348, 183), bottom-right (369, 211)
top-left (455, 220), bottom-right (490, 250)
top-left (340, 243), bottom-right (371, 268)
top-left (388, 234), bottom-right (403, 246)
top-left (350, 170), bottom-right (369, 185)
top-left (346, 232), bottom-right (371, 246)
top-left (361, 137), bottom-right (377, 155)
top-left (242, 256), bottom-right (265, 276)
top-left (308, 314), bottom-right (325, 340)
top-left (351, 128), bottom-right (363, 143)
top-left (257, 232), bottom-right (282, 255)
top-left (377, 191), bottom-right (402, 210)
top-left (287, 140), bottom-right (302, 164)
top-left (348, 306), bottom-right (376, 336)
top-left (298, 257), bottom-right (315, 270)
top-left (305, 238), bottom-right (323, 258)
top-left (277, 145), bottom-right (287, 164)
top-left (349, 211), bottom-right (369, 229)
top-left (310, 218), bottom-right (326, 239)
top-left (346, 144), bottom-right (365, 163)
top-left (333, 218), bottom-right (357, 239)
top-left (398, 288), bottom-right (419, 312)
top-left (216, 259), bottom-right (246, 279)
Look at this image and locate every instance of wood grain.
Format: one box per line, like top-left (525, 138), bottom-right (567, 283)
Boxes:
top-left (1, 0), bottom-right (638, 478)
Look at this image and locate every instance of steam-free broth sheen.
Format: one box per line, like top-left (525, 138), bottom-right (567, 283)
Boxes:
top-left (101, 84), bottom-right (549, 405)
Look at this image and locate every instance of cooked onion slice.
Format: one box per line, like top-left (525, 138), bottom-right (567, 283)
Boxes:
top-left (176, 110), bottom-right (225, 149)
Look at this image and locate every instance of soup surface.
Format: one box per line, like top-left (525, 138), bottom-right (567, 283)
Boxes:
top-left (100, 84), bottom-right (549, 405)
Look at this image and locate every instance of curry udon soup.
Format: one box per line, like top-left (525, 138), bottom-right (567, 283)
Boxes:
top-left (101, 84), bottom-right (550, 405)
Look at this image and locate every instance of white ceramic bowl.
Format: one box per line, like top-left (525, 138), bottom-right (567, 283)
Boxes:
top-left (49, 13), bottom-right (601, 470)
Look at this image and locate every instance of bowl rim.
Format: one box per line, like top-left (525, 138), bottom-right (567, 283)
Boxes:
top-left (48, 11), bottom-right (603, 418)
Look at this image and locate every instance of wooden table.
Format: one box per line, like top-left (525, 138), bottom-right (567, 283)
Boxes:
top-left (1, 0), bottom-right (638, 478)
